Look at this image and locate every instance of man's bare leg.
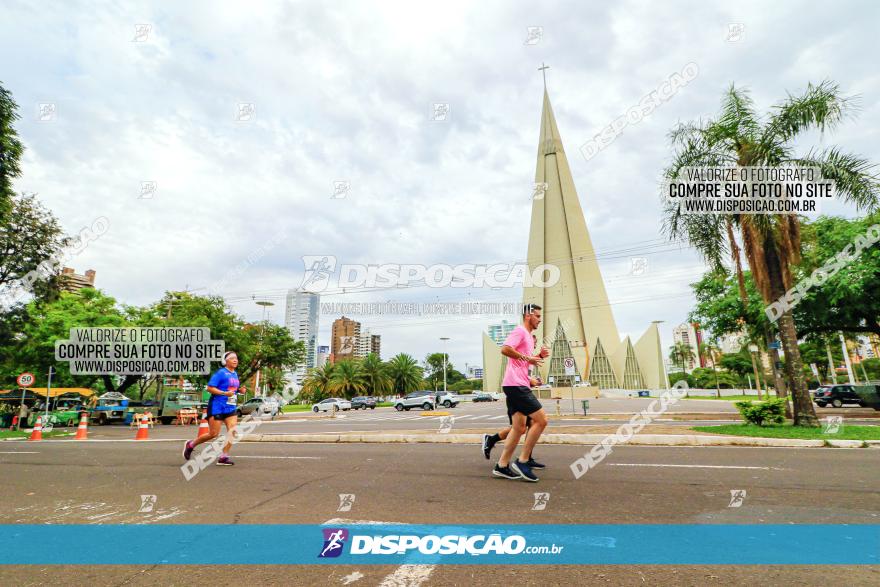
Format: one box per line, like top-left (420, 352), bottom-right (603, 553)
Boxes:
top-left (498, 412), bottom-right (527, 467)
top-left (518, 409), bottom-right (547, 462)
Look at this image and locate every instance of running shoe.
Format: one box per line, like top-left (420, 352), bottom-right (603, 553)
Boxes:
top-left (182, 440), bottom-right (194, 461)
top-left (510, 459), bottom-right (539, 482)
top-left (492, 463), bottom-right (520, 480)
top-left (525, 457), bottom-right (545, 469)
top-left (216, 455), bottom-right (234, 466)
top-left (482, 434), bottom-right (495, 460)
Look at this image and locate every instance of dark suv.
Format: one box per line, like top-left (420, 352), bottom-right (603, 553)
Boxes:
top-left (813, 384), bottom-right (866, 408)
top-left (351, 396), bottom-right (377, 410)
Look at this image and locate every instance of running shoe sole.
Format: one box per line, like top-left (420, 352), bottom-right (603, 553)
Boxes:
top-left (492, 467), bottom-right (520, 480)
top-left (482, 434), bottom-right (491, 459)
top-left (216, 460), bottom-right (234, 466)
top-left (182, 440), bottom-right (193, 461)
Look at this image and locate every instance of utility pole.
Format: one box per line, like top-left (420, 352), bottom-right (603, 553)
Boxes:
top-left (440, 337), bottom-right (450, 393)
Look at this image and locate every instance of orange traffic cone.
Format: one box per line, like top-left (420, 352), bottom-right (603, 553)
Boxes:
top-left (134, 414), bottom-right (150, 440)
top-left (74, 412), bottom-right (89, 440)
top-left (29, 417), bottom-right (43, 441)
top-left (197, 411), bottom-right (210, 438)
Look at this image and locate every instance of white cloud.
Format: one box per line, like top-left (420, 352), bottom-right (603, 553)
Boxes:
top-left (3, 0), bottom-right (877, 369)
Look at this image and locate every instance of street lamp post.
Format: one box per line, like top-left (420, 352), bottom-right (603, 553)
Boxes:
top-left (440, 337), bottom-right (450, 394)
top-left (255, 300), bottom-right (275, 398)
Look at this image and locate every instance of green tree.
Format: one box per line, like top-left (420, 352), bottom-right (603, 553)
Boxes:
top-left (0, 82), bottom-right (25, 218)
top-left (0, 194), bottom-right (70, 297)
top-left (328, 360), bottom-right (366, 399)
top-left (300, 363), bottom-right (335, 403)
top-left (358, 353), bottom-right (392, 396)
top-left (669, 342), bottom-right (695, 374)
top-left (11, 288), bottom-right (128, 389)
top-left (699, 340), bottom-right (723, 396)
top-left (792, 215), bottom-right (880, 337)
top-left (663, 81), bottom-right (880, 426)
top-left (387, 353), bottom-right (423, 395)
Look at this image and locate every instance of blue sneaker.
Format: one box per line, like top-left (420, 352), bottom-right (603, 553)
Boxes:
top-left (216, 455), bottom-right (234, 466)
top-left (510, 459), bottom-right (539, 482)
top-left (525, 457), bottom-right (545, 469)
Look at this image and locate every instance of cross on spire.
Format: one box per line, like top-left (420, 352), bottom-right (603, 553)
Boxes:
top-left (538, 62), bottom-right (550, 90)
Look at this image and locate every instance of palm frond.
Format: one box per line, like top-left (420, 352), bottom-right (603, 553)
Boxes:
top-left (713, 83), bottom-right (761, 145)
top-left (793, 147), bottom-right (880, 212)
top-left (763, 80), bottom-right (856, 144)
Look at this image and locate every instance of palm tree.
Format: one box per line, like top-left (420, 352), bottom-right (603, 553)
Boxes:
top-left (359, 353), bottom-right (392, 396)
top-left (664, 81), bottom-right (880, 426)
top-left (328, 360), bottom-right (366, 399)
top-left (700, 340), bottom-right (723, 397)
top-left (300, 363), bottom-right (335, 403)
top-left (386, 353), bottom-right (424, 396)
top-left (669, 342), bottom-right (695, 374)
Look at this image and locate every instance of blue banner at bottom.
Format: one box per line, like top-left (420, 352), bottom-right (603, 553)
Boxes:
top-left (1, 524), bottom-right (877, 565)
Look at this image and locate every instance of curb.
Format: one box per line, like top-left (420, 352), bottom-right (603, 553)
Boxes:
top-left (241, 432), bottom-right (841, 448)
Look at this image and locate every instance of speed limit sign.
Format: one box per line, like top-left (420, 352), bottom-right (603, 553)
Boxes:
top-left (17, 372), bottom-right (35, 388)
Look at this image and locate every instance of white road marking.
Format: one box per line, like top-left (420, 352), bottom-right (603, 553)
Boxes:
top-left (0, 451), bottom-right (40, 453)
top-left (378, 564), bottom-right (434, 587)
top-left (341, 571), bottom-right (364, 584)
top-left (235, 456), bottom-right (323, 460)
top-left (489, 415), bottom-right (507, 420)
top-left (609, 463), bottom-right (785, 470)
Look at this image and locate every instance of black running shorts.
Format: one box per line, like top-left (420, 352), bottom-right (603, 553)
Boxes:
top-left (502, 386), bottom-right (543, 424)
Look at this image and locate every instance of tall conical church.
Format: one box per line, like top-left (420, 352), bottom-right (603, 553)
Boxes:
top-left (482, 90), bottom-right (667, 392)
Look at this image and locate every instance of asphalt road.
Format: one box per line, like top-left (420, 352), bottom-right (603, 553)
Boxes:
top-left (30, 398), bottom-right (879, 441)
top-left (1, 436), bottom-right (878, 585)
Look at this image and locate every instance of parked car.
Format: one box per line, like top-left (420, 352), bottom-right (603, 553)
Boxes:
top-left (813, 384), bottom-right (866, 408)
top-left (471, 392), bottom-right (495, 402)
top-left (312, 398), bottom-right (351, 412)
top-left (394, 391), bottom-right (459, 411)
top-left (351, 396), bottom-right (377, 410)
top-left (237, 397), bottom-right (280, 418)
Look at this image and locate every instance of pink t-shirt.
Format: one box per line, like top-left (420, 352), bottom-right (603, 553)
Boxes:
top-left (502, 325), bottom-right (534, 387)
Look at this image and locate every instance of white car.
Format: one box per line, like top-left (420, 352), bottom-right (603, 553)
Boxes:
top-left (312, 398), bottom-right (351, 412)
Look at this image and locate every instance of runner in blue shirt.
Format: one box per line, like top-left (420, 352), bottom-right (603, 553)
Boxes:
top-left (183, 351), bottom-right (244, 466)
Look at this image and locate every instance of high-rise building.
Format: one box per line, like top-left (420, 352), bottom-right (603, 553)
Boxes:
top-left (354, 328), bottom-right (381, 359)
top-left (284, 290), bottom-right (320, 386)
top-left (316, 345), bottom-right (330, 368)
top-left (60, 267), bottom-right (96, 292)
top-left (482, 88), bottom-right (665, 391)
top-left (672, 322), bottom-right (703, 373)
top-left (487, 320), bottom-right (517, 346)
top-left (331, 316), bottom-right (361, 362)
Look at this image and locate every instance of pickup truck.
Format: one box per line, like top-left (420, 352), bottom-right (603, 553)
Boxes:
top-left (127, 391), bottom-right (206, 425)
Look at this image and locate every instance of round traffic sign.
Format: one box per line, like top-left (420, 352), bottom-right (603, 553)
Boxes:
top-left (563, 357), bottom-right (575, 369)
top-left (17, 372), bottom-right (35, 388)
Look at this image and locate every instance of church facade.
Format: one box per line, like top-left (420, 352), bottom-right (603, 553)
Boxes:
top-left (482, 90), bottom-right (667, 392)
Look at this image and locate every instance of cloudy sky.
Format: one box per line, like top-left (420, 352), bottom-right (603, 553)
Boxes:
top-left (3, 0), bottom-right (878, 372)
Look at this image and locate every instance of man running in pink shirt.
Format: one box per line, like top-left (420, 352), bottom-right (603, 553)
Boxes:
top-left (491, 303), bottom-right (549, 482)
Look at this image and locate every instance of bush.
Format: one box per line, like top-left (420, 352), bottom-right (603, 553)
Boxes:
top-left (668, 372), bottom-right (695, 388)
top-left (734, 397), bottom-right (786, 426)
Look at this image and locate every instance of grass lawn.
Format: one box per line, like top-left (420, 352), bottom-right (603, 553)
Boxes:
top-left (680, 395), bottom-right (765, 401)
top-left (282, 405), bottom-right (314, 412)
top-left (283, 401), bottom-right (395, 413)
top-left (0, 429), bottom-right (74, 440)
top-left (692, 423), bottom-right (880, 440)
